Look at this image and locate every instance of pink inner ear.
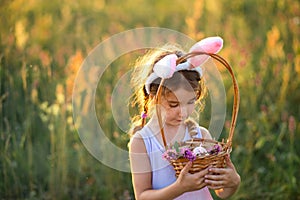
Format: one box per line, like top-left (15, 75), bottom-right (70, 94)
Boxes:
top-left (188, 36), bottom-right (223, 67)
top-left (190, 36), bottom-right (223, 53)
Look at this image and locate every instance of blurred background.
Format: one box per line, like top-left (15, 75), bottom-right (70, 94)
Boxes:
top-left (1, 0), bottom-right (299, 199)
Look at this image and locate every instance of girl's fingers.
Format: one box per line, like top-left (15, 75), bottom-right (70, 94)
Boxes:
top-left (208, 167), bottom-right (226, 174)
top-left (207, 185), bottom-right (223, 190)
top-left (205, 179), bottom-right (224, 190)
top-left (204, 156), bottom-right (241, 190)
top-left (205, 173), bottom-right (225, 181)
top-left (180, 161), bottom-right (192, 175)
top-left (178, 163), bottom-right (211, 191)
top-left (196, 167), bottom-right (210, 178)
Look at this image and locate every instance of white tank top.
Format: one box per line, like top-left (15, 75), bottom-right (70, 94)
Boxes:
top-left (139, 125), bottom-right (213, 200)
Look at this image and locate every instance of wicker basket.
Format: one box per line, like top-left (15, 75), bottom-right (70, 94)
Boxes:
top-left (155, 52), bottom-right (240, 177)
top-left (170, 138), bottom-right (230, 177)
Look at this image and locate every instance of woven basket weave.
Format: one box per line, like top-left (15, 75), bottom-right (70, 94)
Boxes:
top-left (156, 52), bottom-right (240, 177)
top-left (170, 138), bottom-right (230, 177)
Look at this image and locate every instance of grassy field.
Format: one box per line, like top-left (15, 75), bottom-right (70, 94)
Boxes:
top-left (1, 0), bottom-right (299, 199)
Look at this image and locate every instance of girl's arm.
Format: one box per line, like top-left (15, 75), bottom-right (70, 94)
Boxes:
top-left (129, 135), bottom-right (209, 200)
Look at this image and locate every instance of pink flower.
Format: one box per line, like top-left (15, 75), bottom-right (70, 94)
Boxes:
top-left (162, 149), bottom-right (178, 161)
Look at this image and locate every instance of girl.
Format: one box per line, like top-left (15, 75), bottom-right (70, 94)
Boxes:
top-left (129, 37), bottom-right (240, 200)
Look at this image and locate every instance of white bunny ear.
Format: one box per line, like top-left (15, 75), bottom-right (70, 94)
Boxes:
top-left (188, 36), bottom-right (223, 68)
top-left (153, 54), bottom-right (178, 79)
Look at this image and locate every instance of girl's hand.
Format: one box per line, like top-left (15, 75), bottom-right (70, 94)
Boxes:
top-left (204, 155), bottom-right (240, 190)
top-left (176, 162), bottom-right (210, 192)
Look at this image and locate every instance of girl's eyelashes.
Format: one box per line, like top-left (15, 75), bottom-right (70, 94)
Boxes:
top-left (166, 98), bottom-right (196, 108)
top-left (167, 101), bottom-right (179, 107)
top-left (169, 103), bottom-right (179, 108)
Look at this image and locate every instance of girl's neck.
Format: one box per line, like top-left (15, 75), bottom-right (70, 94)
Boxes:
top-left (147, 117), bottom-right (186, 145)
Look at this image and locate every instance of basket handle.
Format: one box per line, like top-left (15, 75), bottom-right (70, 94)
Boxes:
top-left (156, 52), bottom-right (240, 149)
top-left (155, 79), bottom-right (168, 148)
top-left (177, 52), bottom-right (240, 148)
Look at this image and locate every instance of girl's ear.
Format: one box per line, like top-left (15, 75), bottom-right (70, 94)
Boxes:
top-left (188, 36), bottom-right (223, 68)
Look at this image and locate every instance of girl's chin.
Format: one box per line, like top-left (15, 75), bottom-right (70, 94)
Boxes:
top-left (167, 120), bottom-right (184, 126)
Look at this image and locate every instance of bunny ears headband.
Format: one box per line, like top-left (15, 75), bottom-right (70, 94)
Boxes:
top-left (145, 36), bottom-right (224, 94)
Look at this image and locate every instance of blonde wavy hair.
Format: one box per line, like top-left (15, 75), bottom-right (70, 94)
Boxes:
top-left (129, 44), bottom-right (207, 136)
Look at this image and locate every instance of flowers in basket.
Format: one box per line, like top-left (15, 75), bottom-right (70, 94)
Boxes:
top-left (162, 141), bottom-right (222, 162)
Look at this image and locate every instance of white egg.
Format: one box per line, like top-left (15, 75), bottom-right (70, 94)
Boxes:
top-left (193, 146), bottom-right (207, 155)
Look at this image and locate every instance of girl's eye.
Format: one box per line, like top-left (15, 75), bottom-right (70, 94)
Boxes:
top-left (168, 103), bottom-right (179, 108)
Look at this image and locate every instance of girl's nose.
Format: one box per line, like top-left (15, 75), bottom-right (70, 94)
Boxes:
top-left (179, 106), bottom-right (188, 118)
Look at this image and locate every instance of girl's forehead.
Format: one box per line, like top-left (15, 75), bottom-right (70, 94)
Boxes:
top-left (165, 88), bottom-right (196, 101)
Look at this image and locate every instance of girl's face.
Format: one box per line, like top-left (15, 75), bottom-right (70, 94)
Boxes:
top-left (161, 88), bottom-right (197, 127)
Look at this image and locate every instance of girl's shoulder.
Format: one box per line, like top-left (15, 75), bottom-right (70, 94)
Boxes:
top-left (129, 125), bottom-right (154, 152)
top-left (129, 130), bottom-right (147, 154)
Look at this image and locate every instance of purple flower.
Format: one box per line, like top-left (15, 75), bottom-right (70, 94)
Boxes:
top-left (214, 144), bottom-right (221, 152)
top-left (209, 144), bottom-right (222, 155)
top-left (181, 148), bottom-right (196, 162)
